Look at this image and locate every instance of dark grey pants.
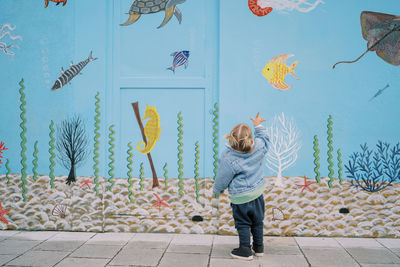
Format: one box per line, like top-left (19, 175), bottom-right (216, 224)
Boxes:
top-left (231, 194), bottom-right (265, 247)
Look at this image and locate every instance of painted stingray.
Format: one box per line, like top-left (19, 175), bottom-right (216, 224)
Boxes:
top-left (121, 0), bottom-right (186, 29)
top-left (333, 11), bottom-right (400, 69)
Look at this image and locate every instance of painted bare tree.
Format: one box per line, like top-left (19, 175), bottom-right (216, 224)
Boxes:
top-left (56, 116), bottom-right (89, 185)
top-left (266, 113), bottom-right (301, 186)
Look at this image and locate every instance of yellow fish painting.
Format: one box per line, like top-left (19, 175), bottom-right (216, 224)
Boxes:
top-left (262, 54), bottom-right (299, 90)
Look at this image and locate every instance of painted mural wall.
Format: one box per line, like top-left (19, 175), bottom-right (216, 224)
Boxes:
top-left (0, 0), bottom-right (399, 237)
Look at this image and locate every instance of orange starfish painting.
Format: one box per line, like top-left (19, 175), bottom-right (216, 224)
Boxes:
top-left (0, 200), bottom-right (10, 224)
top-left (152, 193), bottom-right (170, 212)
top-left (80, 180), bottom-right (94, 190)
top-left (296, 176), bottom-right (316, 193)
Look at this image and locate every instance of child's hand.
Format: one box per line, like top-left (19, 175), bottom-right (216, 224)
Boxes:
top-left (250, 112), bottom-right (266, 127)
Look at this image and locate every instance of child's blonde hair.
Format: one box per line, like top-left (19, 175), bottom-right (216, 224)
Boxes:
top-left (224, 123), bottom-right (253, 153)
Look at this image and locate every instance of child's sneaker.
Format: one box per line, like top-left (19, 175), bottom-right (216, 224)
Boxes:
top-left (252, 243), bottom-right (264, 257)
top-left (230, 246), bottom-right (253, 260)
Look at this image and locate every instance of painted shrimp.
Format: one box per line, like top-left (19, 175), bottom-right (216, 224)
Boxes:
top-left (248, 0), bottom-right (272, 17)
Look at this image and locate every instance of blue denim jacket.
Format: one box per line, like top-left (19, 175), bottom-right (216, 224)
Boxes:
top-left (213, 125), bottom-right (269, 196)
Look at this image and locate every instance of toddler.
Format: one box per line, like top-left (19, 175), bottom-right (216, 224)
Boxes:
top-left (213, 113), bottom-right (269, 261)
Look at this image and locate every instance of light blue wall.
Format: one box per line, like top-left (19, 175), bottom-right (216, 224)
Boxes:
top-left (0, 0), bottom-right (399, 180)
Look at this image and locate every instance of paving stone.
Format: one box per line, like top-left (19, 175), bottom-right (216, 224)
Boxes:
top-left (126, 240), bottom-right (169, 249)
top-left (158, 252), bottom-right (209, 267)
top-left (5, 250), bottom-right (69, 267)
top-left (86, 232), bottom-right (134, 245)
top-left (0, 254), bottom-right (17, 266)
top-left (55, 257), bottom-right (109, 267)
top-left (264, 245), bottom-right (302, 255)
top-left (336, 238), bottom-right (384, 248)
top-left (301, 247), bottom-right (359, 267)
top-left (10, 231), bottom-right (56, 241)
top-left (295, 237), bottom-right (341, 248)
top-left (167, 244), bottom-right (211, 254)
top-left (0, 231), bottom-right (19, 241)
top-left (171, 234), bottom-right (213, 246)
top-left (391, 248), bottom-right (400, 257)
top-left (360, 264), bottom-right (400, 267)
top-left (49, 231), bottom-right (95, 241)
top-left (0, 239), bottom-right (40, 254)
top-left (264, 236), bottom-right (297, 246)
top-left (209, 258), bottom-right (260, 267)
top-left (211, 244), bottom-right (236, 259)
top-left (346, 248), bottom-right (400, 265)
top-left (131, 232), bottom-right (175, 242)
top-left (377, 238), bottom-right (400, 248)
top-left (34, 240), bottom-right (85, 252)
top-left (213, 235), bottom-right (237, 245)
top-left (69, 244), bottom-right (122, 258)
top-left (108, 248), bottom-right (164, 266)
top-left (257, 254), bottom-right (309, 267)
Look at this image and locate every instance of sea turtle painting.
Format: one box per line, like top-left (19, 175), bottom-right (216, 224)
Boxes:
top-left (121, 0), bottom-right (186, 29)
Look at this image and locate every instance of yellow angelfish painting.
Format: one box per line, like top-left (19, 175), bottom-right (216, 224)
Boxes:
top-left (262, 54), bottom-right (299, 90)
top-left (137, 105), bottom-right (161, 154)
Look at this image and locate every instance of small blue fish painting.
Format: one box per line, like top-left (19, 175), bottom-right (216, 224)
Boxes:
top-left (369, 84), bottom-right (390, 101)
top-left (167, 50), bottom-right (189, 73)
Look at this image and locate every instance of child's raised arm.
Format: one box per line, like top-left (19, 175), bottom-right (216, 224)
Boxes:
top-left (251, 112), bottom-right (269, 152)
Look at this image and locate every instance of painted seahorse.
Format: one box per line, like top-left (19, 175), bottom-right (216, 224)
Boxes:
top-left (137, 105), bottom-right (161, 154)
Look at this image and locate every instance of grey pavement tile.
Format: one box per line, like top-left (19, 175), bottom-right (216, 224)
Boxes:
top-left (108, 248), bottom-right (164, 266)
top-left (167, 244), bottom-right (211, 254)
top-left (49, 231), bottom-right (95, 241)
top-left (337, 238), bottom-right (384, 248)
top-left (295, 237), bottom-right (341, 248)
top-left (211, 244), bottom-right (236, 259)
top-left (302, 247), bottom-right (359, 267)
top-left (264, 245), bottom-right (302, 255)
top-left (5, 250), bottom-right (69, 267)
top-left (391, 248), bottom-right (400, 257)
top-left (213, 235), bottom-right (238, 245)
top-left (0, 231), bottom-right (19, 241)
top-left (346, 248), bottom-right (400, 265)
top-left (9, 231), bottom-right (57, 241)
top-left (0, 254), bottom-right (18, 266)
top-left (69, 244), bottom-right (122, 258)
top-left (377, 239), bottom-right (400, 249)
top-left (86, 232), bottom-right (134, 245)
top-left (264, 236), bottom-right (297, 246)
top-left (0, 239), bottom-right (40, 254)
top-left (158, 252), bottom-right (209, 267)
top-left (361, 265), bottom-right (400, 267)
top-left (171, 234), bottom-right (213, 246)
top-left (131, 233), bottom-right (175, 242)
top-left (209, 258), bottom-right (260, 267)
top-left (34, 240), bottom-right (85, 252)
top-left (55, 257), bottom-right (110, 267)
top-left (126, 240), bottom-right (169, 249)
top-left (257, 254), bottom-right (309, 267)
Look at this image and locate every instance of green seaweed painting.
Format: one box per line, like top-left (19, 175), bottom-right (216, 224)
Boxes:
top-left (127, 142), bottom-right (134, 203)
top-left (327, 115), bottom-right (334, 188)
top-left (93, 92), bottom-right (101, 195)
top-left (32, 141), bottom-right (39, 181)
top-left (177, 112), bottom-right (184, 197)
top-left (5, 158), bottom-right (10, 185)
top-left (19, 78), bottom-right (28, 201)
top-left (212, 103), bottom-right (219, 180)
top-left (139, 162), bottom-right (144, 191)
top-left (194, 141), bottom-right (200, 203)
top-left (313, 135), bottom-right (321, 183)
top-left (337, 149), bottom-right (343, 185)
top-left (48, 120), bottom-right (56, 188)
top-left (163, 163), bottom-right (168, 187)
top-left (107, 125), bottom-right (115, 192)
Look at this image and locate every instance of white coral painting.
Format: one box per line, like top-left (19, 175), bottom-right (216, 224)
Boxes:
top-left (266, 112), bottom-right (301, 187)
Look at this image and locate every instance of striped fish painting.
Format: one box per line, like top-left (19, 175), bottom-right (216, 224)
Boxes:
top-left (167, 50), bottom-right (189, 73)
top-left (51, 51), bottom-right (98, 91)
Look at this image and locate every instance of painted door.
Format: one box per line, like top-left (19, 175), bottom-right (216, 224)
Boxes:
top-left (101, 0), bottom-right (220, 232)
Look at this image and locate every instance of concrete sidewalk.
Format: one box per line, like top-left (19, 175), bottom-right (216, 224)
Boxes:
top-left (1, 231), bottom-right (400, 267)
